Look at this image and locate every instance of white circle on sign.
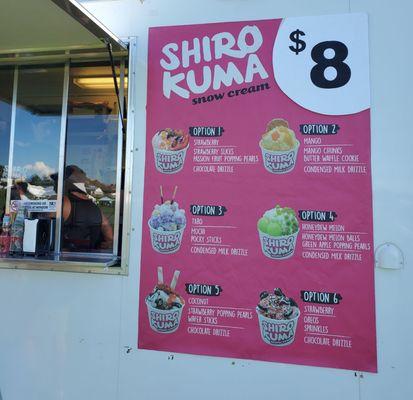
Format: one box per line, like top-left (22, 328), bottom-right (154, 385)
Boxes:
top-left (324, 66), bottom-right (337, 81)
top-left (324, 48), bottom-right (335, 59)
top-left (273, 13), bottom-right (370, 115)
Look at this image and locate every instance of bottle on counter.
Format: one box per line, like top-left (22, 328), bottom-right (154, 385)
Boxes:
top-left (0, 214), bottom-right (11, 257)
top-left (9, 206), bottom-right (26, 256)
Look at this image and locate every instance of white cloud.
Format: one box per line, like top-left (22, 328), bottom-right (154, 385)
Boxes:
top-left (15, 140), bottom-right (30, 148)
top-left (23, 161), bottom-right (56, 178)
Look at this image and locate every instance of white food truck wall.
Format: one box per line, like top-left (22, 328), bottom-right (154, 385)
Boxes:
top-left (0, 0), bottom-right (411, 399)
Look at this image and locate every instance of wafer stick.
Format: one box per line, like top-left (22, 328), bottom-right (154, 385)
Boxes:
top-left (170, 270), bottom-right (180, 290)
top-left (160, 185), bottom-right (164, 204)
top-left (157, 266), bottom-right (164, 285)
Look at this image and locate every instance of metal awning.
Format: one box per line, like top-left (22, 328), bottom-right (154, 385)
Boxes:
top-left (0, 0), bottom-right (127, 63)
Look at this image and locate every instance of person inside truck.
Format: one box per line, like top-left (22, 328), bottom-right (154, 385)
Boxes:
top-left (51, 165), bottom-right (113, 252)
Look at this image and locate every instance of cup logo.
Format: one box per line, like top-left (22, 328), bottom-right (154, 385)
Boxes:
top-left (261, 233), bottom-right (297, 259)
top-left (155, 149), bottom-right (186, 173)
top-left (149, 309), bottom-right (181, 333)
top-left (263, 149), bottom-right (296, 173)
top-left (261, 319), bottom-right (296, 345)
top-left (151, 229), bottom-right (183, 254)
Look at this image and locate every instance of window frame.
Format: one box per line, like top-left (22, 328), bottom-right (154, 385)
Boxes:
top-left (0, 37), bottom-right (136, 275)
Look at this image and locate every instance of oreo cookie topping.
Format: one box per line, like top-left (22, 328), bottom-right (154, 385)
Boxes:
top-left (257, 288), bottom-right (298, 320)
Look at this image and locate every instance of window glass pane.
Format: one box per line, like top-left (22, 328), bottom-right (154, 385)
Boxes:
top-left (61, 62), bottom-right (120, 253)
top-left (0, 68), bottom-right (13, 220)
top-left (12, 65), bottom-right (63, 211)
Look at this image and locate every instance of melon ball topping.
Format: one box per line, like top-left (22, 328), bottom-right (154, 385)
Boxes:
top-left (257, 204), bottom-right (299, 236)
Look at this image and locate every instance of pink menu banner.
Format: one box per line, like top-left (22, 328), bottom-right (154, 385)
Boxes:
top-left (138, 13), bottom-right (377, 372)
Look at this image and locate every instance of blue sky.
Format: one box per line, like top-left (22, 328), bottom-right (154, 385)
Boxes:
top-left (12, 106), bottom-right (60, 180)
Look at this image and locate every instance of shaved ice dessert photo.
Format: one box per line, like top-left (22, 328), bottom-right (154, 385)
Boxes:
top-left (256, 288), bottom-right (300, 346)
top-left (257, 204), bottom-right (299, 260)
top-left (148, 186), bottom-right (186, 254)
top-left (259, 119), bottom-right (300, 174)
top-left (146, 267), bottom-right (185, 333)
top-left (152, 128), bottom-right (190, 174)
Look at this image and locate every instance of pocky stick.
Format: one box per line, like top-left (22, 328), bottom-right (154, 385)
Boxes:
top-left (171, 185), bottom-right (178, 204)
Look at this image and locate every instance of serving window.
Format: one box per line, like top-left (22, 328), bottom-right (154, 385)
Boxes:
top-left (0, 56), bottom-right (129, 271)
